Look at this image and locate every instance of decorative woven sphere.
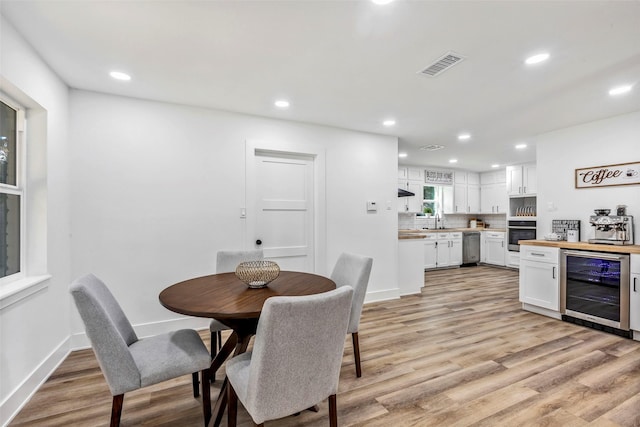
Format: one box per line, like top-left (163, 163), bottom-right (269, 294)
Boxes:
top-left (235, 261), bottom-right (280, 288)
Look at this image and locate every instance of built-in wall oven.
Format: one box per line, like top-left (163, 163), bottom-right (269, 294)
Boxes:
top-left (560, 250), bottom-right (630, 336)
top-left (507, 220), bottom-right (536, 251)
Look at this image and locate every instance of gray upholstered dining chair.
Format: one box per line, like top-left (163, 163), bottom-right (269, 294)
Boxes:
top-left (331, 252), bottom-right (373, 378)
top-left (210, 250), bottom-right (264, 358)
top-left (226, 286), bottom-right (354, 427)
top-left (70, 274), bottom-right (212, 427)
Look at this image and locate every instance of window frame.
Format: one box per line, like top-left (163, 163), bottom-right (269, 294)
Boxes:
top-left (422, 184), bottom-right (445, 216)
top-left (0, 94), bottom-right (26, 285)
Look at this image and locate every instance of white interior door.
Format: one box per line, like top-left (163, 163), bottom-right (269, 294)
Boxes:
top-left (247, 151), bottom-right (315, 272)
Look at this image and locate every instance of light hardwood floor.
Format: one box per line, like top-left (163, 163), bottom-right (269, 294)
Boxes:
top-left (10, 265), bottom-right (640, 426)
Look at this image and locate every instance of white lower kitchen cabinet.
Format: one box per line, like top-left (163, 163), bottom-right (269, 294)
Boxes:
top-left (507, 251), bottom-right (520, 268)
top-left (423, 234), bottom-right (438, 269)
top-left (630, 255), bottom-right (640, 332)
top-left (484, 231), bottom-right (505, 266)
top-left (436, 232), bottom-right (462, 268)
top-left (519, 245), bottom-right (560, 315)
top-left (398, 238), bottom-right (425, 296)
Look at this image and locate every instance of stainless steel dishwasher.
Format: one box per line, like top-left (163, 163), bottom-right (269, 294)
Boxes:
top-left (462, 231), bottom-right (481, 265)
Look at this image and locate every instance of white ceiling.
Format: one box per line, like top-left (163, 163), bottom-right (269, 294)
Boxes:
top-left (2, 0), bottom-right (640, 172)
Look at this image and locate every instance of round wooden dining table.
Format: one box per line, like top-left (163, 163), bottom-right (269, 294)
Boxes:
top-left (159, 270), bottom-right (336, 427)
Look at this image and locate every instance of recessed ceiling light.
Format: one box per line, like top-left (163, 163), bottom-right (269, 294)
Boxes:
top-left (525, 53), bottom-right (550, 65)
top-left (609, 85), bottom-right (633, 96)
top-left (515, 143), bottom-right (527, 149)
top-left (274, 100), bottom-right (290, 108)
top-left (371, 0), bottom-right (394, 4)
top-left (109, 71), bottom-right (131, 81)
top-left (449, 159), bottom-right (458, 164)
top-left (457, 133), bottom-right (471, 141)
top-left (383, 119), bottom-right (396, 127)
top-left (491, 164), bottom-right (500, 168)
top-left (398, 152), bottom-right (408, 158)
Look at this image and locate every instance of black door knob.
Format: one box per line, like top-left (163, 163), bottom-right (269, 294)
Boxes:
top-left (256, 239), bottom-right (262, 246)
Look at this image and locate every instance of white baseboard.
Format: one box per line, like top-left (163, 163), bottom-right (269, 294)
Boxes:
top-left (364, 288), bottom-right (400, 304)
top-left (522, 303), bottom-right (562, 320)
top-left (2, 316), bottom-right (211, 427)
top-left (1, 337), bottom-right (70, 427)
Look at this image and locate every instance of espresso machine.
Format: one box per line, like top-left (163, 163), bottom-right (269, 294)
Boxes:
top-left (589, 210), bottom-right (634, 245)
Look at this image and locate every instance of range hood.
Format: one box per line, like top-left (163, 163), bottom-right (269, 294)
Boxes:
top-left (398, 188), bottom-right (415, 197)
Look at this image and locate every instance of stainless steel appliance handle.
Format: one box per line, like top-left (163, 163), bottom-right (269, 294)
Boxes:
top-left (563, 250), bottom-right (626, 261)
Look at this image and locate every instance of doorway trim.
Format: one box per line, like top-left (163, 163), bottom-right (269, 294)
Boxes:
top-left (245, 139), bottom-right (327, 275)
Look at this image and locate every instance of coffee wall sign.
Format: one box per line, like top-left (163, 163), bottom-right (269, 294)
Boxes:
top-left (575, 161), bottom-right (640, 188)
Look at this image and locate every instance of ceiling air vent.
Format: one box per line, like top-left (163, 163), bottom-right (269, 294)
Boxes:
top-left (420, 144), bottom-right (445, 151)
top-left (418, 52), bottom-right (465, 77)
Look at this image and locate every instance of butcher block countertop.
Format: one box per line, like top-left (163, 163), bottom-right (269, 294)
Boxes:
top-left (399, 228), bottom-right (506, 240)
top-left (520, 239), bottom-right (640, 255)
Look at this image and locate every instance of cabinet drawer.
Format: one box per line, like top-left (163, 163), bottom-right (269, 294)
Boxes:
top-left (423, 233), bottom-right (438, 241)
top-left (437, 233), bottom-right (450, 240)
top-left (485, 232), bottom-right (505, 239)
top-left (449, 232), bottom-right (462, 239)
top-left (520, 245), bottom-right (559, 263)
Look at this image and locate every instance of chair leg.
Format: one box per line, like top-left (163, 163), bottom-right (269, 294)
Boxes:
top-left (110, 394), bottom-right (124, 427)
top-left (227, 381), bottom-right (238, 427)
top-left (352, 332), bottom-right (362, 378)
top-left (210, 330), bottom-right (217, 358)
top-left (209, 330), bottom-right (223, 381)
top-left (192, 372), bottom-right (200, 397)
top-left (202, 369), bottom-right (211, 426)
top-left (329, 394), bottom-right (338, 427)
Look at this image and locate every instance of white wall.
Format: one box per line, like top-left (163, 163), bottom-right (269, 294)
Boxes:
top-left (0, 15), bottom-right (71, 424)
top-left (1, 13), bottom-right (398, 424)
top-left (536, 110), bottom-right (640, 240)
top-left (68, 90), bottom-right (400, 337)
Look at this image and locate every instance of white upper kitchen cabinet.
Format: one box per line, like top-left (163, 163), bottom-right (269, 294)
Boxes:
top-left (398, 179), bottom-right (423, 213)
top-left (480, 170), bottom-right (506, 185)
top-left (453, 171), bottom-right (480, 213)
top-left (398, 167), bottom-right (408, 180)
top-left (480, 170), bottom-right (507, 213)
top-left (407, 167), bottom-right (424, 181)
top-left (398, 167), bottom-right (424, 213)
top-left (507, 163), bottom-right (537, 196)
top-left (399, 166), bottom-right (425, 182)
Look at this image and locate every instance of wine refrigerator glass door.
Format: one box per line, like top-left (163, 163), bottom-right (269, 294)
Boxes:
top-left (561, 250), bottom-right (630, 330)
